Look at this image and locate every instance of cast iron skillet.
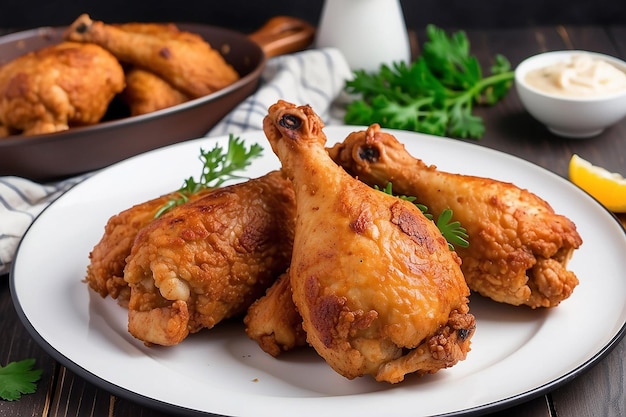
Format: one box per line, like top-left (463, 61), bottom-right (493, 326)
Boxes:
top-left (0, 16), bottom-right (315, 181)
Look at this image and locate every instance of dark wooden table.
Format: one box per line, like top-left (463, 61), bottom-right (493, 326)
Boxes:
top-left (1, 24), bottom-right (625, 417)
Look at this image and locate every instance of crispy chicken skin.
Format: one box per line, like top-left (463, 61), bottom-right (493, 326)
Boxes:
top-left (114, 21), bottom-right (203, 41)
top-left (263, 101), bottom-right (475, 383)
top-left (328, 124), bottom-right (583, 308)
top-left (64, 14), bottom-right (240, 99)
top-left (0, 41), bottom-right (124, 135)
top-left (120, 67), bottom-right (190, 116)
top-left (86, 189), bottom-right (213, 303)
top-left (113, 22), bottom-right (194, 115)
top-left (244, 272), bottom-right (307, 357)
top-left (123, 171), bottom-right (296, 346)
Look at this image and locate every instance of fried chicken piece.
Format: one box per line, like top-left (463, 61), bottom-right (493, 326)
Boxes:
top-left (244, 272), bottom-right (307, 357)
top-left (123, 171), bottom-right (296, 346)
top-left (263, 101), bottom-right (475, 383)
top-left (86, 189), bottom-right (213, 304)
top-left (115, 22), bottom-right (196, 38)
top-left (64, 14), bottom-right (240, 99)
top-left (328, 124), bottom-right (583, 308)
top-left (0, 41), bottom-right (124, 135)
top-left (120, 67), bottom-right (190, 116)
top-left (115, 21), bottom-right (206, 43)
top-left (113, 22), bottom-right (194, 115)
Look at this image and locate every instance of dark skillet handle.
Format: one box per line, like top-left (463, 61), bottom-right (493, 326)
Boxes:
top-left (247, 16), bottom-right (316, 58)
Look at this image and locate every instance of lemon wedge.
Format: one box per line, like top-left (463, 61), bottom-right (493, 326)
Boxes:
top-left (569, 154), bottom-right (626, 212)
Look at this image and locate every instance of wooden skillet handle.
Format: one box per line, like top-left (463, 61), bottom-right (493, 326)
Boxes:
top-left (248, 16), bottom-right (316, 58)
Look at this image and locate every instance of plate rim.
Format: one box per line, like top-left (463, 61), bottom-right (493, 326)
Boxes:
top-left (9, 125), bottom-right (626, 417)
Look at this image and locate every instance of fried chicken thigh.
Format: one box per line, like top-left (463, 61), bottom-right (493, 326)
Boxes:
top-left (0, 41), bottom-right (124, 135)
top-left (263, 101), bottom-right (475, 383)
top-left (86, 189), bottom-right (213, 303)
top-left (328, 124), bottom-right (583, 308)
top-left (123, 171), bottom-right (296, 346)
top-left (64, 14), bottom-right (239, 99)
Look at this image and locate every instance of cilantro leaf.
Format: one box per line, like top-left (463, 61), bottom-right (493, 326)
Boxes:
top-left (448, 101), bottom-right (484, 139)
top-left (0, 359), bottom-right (43, 401)
top-left (344, 24), bottom-right (514, 139)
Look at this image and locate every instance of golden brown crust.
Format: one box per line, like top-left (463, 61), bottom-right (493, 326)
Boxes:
top-left (328, 124), bottom-right (583, 308)
top-left (0, 41), bottom-right (124, 135)
top-left (376, 303), bottom-right (475, 383)
top-left (123, 171), bottom-right (296, 346)
top-left (113, 21), bottom-right (197, 115)
top-left (243, 272), bottom-right (307, 357)
top-left (120, 67), bottom-right (190, 116)
top-left (64, 14), bottom-right (239, 99)
top-left (263, 100), bottom-right (474, 383)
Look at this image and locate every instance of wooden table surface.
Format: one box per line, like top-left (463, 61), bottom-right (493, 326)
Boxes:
top-left (1, 24), bottom-right (625, 417)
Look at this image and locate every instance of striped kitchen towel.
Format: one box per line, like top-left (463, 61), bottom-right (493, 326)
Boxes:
top-left (0, 47), bottom-right (352, 276)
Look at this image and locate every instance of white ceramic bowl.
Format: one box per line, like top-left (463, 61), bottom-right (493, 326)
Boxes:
top-left (515, 50), bottom-right (626, 138)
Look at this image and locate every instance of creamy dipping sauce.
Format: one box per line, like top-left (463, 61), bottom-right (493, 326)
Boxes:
top-left (525, 54), bottom-right (626, 97)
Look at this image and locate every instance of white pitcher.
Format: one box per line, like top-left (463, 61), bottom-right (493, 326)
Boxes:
top-left (315, 0), bottom-right (411, 72)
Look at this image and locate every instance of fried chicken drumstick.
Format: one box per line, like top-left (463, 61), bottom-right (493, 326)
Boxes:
top-left (123, 171), bottom-right (296, 346)
top-left (64, 14), bottom-right (239, 99)
top-left (263, 101), bottom-right (475, 383)
top-left (328, 124), bottom-right (583, 308)
top-left (113, 21), bottom-right (196, 115)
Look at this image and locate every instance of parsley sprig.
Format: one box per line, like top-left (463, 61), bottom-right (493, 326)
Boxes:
top-left (377, 182), bottom-right (469, 250)
top-left (155, 134), bottom-right (263, 218)
top-left (0, 359), bottom-right (42, 401)
top-left (344, 24), bottom-right (514, 139)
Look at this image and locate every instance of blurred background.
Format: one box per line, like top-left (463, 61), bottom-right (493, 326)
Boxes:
top-left (2, 0), bottom-right (625, 32)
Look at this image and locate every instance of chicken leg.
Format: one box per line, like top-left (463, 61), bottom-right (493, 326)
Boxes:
top-left (263, 101), bottom-right (475, 383)
top-left (328, 124), bottom-right (583, 308)
top-left (64, 14), bottom-right (239, 99)
top-left (113, 21), bottom-right (196, 115)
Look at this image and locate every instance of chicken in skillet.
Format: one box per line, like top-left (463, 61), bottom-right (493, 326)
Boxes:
top-left (263, 100), bottom-right (475, 383)
top-left (64, 14), bottom-right (239, 100)
top-left (112, 21), bottom-right (197, 115)
top-left (328, 124), bottom-right (583, 308)
top-left (0, 41), bottom-right (124, 135)
top-left (244, 272), bottom-right (307, 357)
top-left (120, 67), bottom-right (190, 116)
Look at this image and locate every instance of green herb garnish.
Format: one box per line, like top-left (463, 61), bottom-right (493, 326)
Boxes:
top-left (0, 359), bottom-right (42, 401)
top-left (434, 207), bottom-right (470, 250)
top-left (344, 24), bottom-right (514, 139)
top-left (377, 182), bottom-right (469, 250)
top-left (154, 134), bottom-right (263, 218)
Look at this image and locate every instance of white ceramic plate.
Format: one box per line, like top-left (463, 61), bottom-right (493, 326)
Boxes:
top-left (11, 126), bottom-right (626, 417)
